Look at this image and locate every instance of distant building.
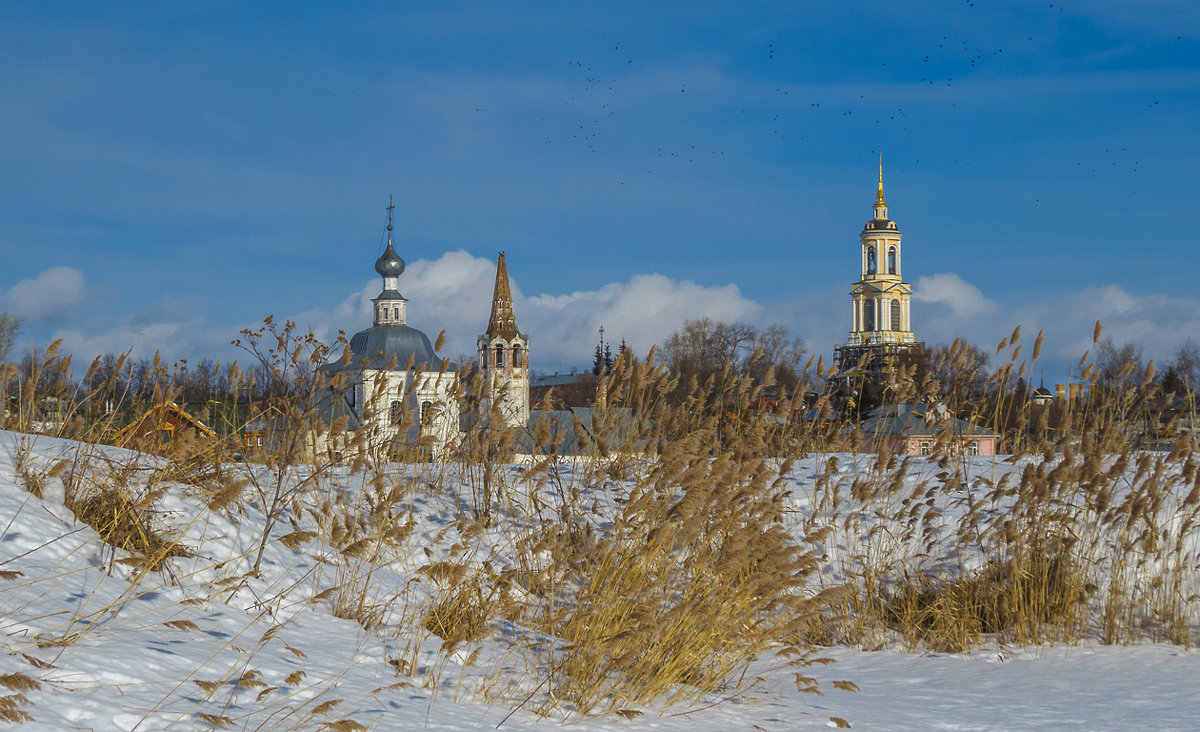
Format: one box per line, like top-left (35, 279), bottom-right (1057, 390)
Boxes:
top-left (529, 371), bottom-right (597, 409)
top-left (833, 156), bottom-right (923, 388)
top-left (1031, 380), bottom-right (1054, 406)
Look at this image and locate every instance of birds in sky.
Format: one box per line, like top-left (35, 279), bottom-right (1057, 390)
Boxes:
top-left (469, 2), bottom-right (1166, 202)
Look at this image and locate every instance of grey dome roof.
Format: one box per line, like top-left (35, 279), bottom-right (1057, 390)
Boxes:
top-left (337, 324), bottom-right (440, 371)
top-left (375, 242), bottom-right (405, 277)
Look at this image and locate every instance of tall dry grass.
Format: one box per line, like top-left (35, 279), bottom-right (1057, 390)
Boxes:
top-left (2, 318), bottom-right (1199, 726)
top-left (805, 323), bottom-right (1200, 652)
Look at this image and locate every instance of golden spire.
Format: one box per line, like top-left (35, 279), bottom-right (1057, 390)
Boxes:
top-left (876, 148), bottom-right (885, 203)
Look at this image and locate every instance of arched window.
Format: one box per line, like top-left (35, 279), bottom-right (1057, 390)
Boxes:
top-left (887, 246), bottom-right (897, 274)
top-left (866, 246), bottom-right (876, 275)
top-left (393, 306), bottom-right (399, 320)
top-left (390, 400), bottom-right (402, 425)
top-left (512, 345), bottom-right (522, 367)
top-left (891, 300), bottom-right (902, 331)
top-left (420, 400), bottom-right (434, 427)
top-left (495, 344), bottom-right (504, 367)
top-left (863, 300), bottom-right (875, 331)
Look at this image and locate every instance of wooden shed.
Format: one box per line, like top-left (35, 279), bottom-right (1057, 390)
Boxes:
top-left (114, 401), bottom-right (217, 451)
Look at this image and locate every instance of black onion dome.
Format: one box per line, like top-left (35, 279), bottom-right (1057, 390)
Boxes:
top-left (374, 242), bottom-right (405, 277)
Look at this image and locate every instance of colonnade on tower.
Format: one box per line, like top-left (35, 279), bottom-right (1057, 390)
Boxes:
top-left (834, 156), bottom-right (922, 384)
top-left (846, 157), bottom-right (915, 347)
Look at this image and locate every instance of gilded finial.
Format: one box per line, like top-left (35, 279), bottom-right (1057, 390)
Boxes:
top-left (876, 148), bottom-right (885, 203)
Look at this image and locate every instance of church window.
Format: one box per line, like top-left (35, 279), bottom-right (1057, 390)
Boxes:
top-left (863, 300), bottom-right (875, 331)
top-left (393, 307), bottom-right (399, 320)
top-left (495, 344), bottom-right (505, 367)
top-left (513, 345), bottom-right (522, 367)
top-left (866, 246), bottom-right (876, 275)
top-left (891, 300), bottom-right (902, 331)
top-left (421, 401), bottom-right (434, 427)
top-left (390, 400), bottom-right (402, 425)
top-left (888, 246), bottom-right (897, 274)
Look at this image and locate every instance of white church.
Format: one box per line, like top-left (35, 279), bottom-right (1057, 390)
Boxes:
top-left (315, 203), bottom-right (529, 460)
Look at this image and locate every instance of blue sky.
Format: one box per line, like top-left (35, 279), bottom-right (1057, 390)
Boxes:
top-left (2, 1), bottom-right (1198, 379)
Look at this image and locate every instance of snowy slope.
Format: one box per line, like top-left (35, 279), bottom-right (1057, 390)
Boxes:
top-left (2, 430), bottom-right (1198, 731)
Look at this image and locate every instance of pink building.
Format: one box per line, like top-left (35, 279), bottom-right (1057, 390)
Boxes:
top-left (858, 403), bottom-right (999, 456)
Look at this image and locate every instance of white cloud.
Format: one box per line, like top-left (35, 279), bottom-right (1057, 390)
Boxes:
top-left (523, 273), bottom-right (760, 369)
top-left (1007, 285), bottom-right (1200, 369)
top-left (1, 267), bottom-right (85, 323)
top-left (908, 274), bottom-right (1200, 375)
top-left (913, 273), bottom-right (998, 318)
top-left (49, 297), bottom-right (238, 368)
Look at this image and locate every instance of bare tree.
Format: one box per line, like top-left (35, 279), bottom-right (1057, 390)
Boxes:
top-left (663, 318), bottom-right (757, 389)
top-left (1170, 340), bottom-right (1200, 394)
top-left (1095, 339), bottom-right (1146, 390)
top-left (923, 339), bottom-right (991, 403)
top-left (662, 318), bottom-right (806, 396)
top-left (0, 313), bottom-right (19, 365)
top-left (745, 324), bottom-right (807, 393)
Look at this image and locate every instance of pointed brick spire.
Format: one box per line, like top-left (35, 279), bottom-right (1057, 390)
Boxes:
top-left (486, 252), bottom-right (520, 339)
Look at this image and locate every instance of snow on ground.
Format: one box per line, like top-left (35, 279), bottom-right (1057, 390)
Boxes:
top-left (2, 429), bottom-right (1199, 731)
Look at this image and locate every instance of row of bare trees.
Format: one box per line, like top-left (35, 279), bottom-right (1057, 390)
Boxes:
top-left (1, 314), bottom-right (335, 446)
top-left (907, 337), bottom-right (1200, 404)
top-left (6, 304), bottom-right (1198, 444)
top-left (660, 318), bottom-right (808, 398)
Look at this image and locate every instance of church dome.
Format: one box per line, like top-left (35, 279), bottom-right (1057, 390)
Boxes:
top-left (340, 324), bottom-right (442, 371)
top-left (375, 242), bottom-right (405, 277)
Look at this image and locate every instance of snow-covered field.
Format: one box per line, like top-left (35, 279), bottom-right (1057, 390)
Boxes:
top-left (2, 429), bottom-right (1198, 731)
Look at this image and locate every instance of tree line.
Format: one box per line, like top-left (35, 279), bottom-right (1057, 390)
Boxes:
top-left (5, 306), bottom-right (1198, 440)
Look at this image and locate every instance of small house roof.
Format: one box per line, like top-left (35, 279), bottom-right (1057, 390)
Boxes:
top-left (859, 403), bottom-right (997, 438)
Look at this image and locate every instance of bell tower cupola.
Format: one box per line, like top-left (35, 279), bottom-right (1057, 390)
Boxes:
top-left (372, 196), bottom-right (409, 327)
